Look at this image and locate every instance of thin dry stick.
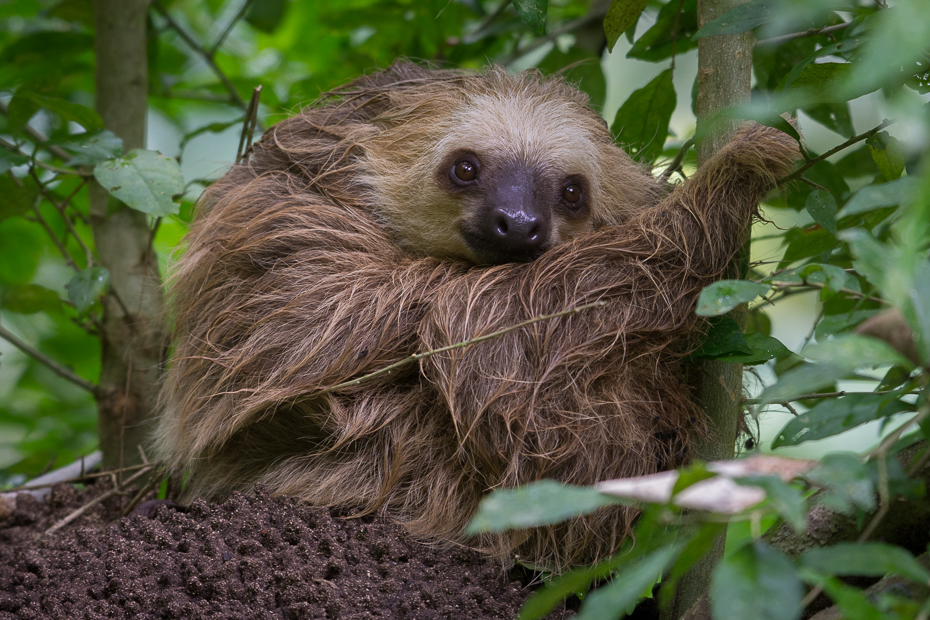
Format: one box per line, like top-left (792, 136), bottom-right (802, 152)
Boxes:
top-left (236, 86), bottom-right (262, 163)
top-left (767, 279), bottom-right (888, 305)
top-left (45, 465), bottom-right (155, 535)
top-left (317, 301), bottom-right (606, 395)
top-left (0, 323), bottom-right (97, 394)
top-left (660, 139), bottom-right (695, 183)
top-left (29, 170), bottom-right (94, 267)
top-left (778, 119), bottom-right (894, 187)
top-left (756, 22), bottom-right (850, 47)
top-left (744, 389), bottom-right (907, 405)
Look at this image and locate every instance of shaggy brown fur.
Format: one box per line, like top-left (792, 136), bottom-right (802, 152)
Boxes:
top-left (156, 62), bottom-right (799, 570)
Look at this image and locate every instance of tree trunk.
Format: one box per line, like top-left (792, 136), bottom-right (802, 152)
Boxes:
top-left (661, 1), bottom-right (754, 618)
top-left (91, 0), bottom-right (166, 470)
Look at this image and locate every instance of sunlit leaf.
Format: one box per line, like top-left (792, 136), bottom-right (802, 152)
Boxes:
top-left (771, 393), bottom-right (913, 448)
top-left (93, 149), bottom-right (183, 216)
top-left (611, 69), bottom-right (676, 164)
top-left (66, 267), bottom-right (110, 313)
top-left (465, 481), bottom-right (618, 535)
top-left (711, 541), bottom-right (802, 620)
top-left (802, 543), bottom-right (930, 583)
top-left (695, 280), bottom-right (770, 316)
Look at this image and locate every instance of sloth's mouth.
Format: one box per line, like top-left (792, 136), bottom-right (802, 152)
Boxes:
top-left (460, 228), bottom-right (547, 265)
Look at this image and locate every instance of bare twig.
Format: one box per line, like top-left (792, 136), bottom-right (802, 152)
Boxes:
top-left (151, 1), bottom-right (253, 117)
top-left (0, 100), bottom-right (73, 161)
top-left (209, 0), bottom-right (255, 56)
top-left (500, 10), bottom-right (607, 65)
top-left (29, 169), bottom-right (94, 267)
top-left (45, 465), bottom-right (155, 535)
top-left (29, 201), bottom-right (81, 271)
top-left (317, 301), bottom-right (606, 395)
top-left (778, 119), bottom-right (894, 187)
top-left (236, 86), bottom-right (262, 164)
top-left (659, 139), bottom-right (695, 183)
top-left (767, 279), bottom-right (888, 305)
top-left (462, 0), bottom-right (513, 44)
top-left (0, 323), bottom-right (98, 394)
top-left (756, 22), bottom-right (850, 47)
top-left (744, 389), bottom-right (906, 405)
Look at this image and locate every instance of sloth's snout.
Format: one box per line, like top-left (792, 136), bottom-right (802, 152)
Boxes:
top-left (488, 206), bottom-right (548, 251)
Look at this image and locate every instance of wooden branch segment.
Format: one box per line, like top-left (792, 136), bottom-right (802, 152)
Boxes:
top-left (90, 0), bottom-right (167, 469)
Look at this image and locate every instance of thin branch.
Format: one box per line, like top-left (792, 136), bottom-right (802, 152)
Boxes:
top-left (208, 0), bottom-right (255, 56)
top-left (659, 139), bottom-right (694, 183)
top-left (767, 279), bottom-right (888, 305)
top-left (151, 1), bottom-right (253, 117)
top-left (30, 169), bottom-right (94, 267)
top-left (744, 389), bottom-right (906, 405)
top-left (316, 301), bottom-right (606, 395)
top-left (45, 464), bottom-right (155, 535)
top-left (0, 100), bottom-right (73, 161)
top-left (0, 323), bottom-right (98, 394)
top-left (500, 10), bottom-right (607, 65)
top-left (756, 22), bottom-right (850, 47)
top-left (29, 199), bottom-right (81, 271)
top-left (236, 86), bottom-right (262, 164)
top-left (462, 0), bottom-right (513, 44)
top-left (778, 119), bottom-right (894, 187)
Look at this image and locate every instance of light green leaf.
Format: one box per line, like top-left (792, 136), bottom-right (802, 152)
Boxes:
top-left (65, 267), bottom-right (110, 313)
top-left (816, 577), bottom-right (887, 620)
top-left (465, 481), bottom-right (617, 535)
top-left (838, 177), bottom-right (919, 218)
top-left (513, 0), bottom-right (548, 34)
top-left (611, 69), bottom-right (677, 164)
top-left (802, 333), bottom-right (916, 371)
top-left (574, 545), bottom-right (682, 620)
top-left (57, 129), bottom-right (123, 166)
top-left (867, 132), bottom-right (905, 181)
top-left (0, 283), bottom-right (62, 314)
top-left (805, 189), bottom-right (837, 235)
top-left (628, 0), bottom-right (698, 61)
top-left (718, 332), bottom-right (791, 365)
top-left (692, 0), bottom-right (773, 39)
top-left (711, 541), bottom-right (802, 620)
top-left (93, 149), bottom-right (183, 216)
top-left (802, 543), bottom-right (930, 583)
top-left (802, 264), bottom-right (851, 296)
top-left (696, 280), bottom-right (770, 316)
top-left (771, 393), bottom-right (913, 448)
top-left (604, 0), bottom-right (648, 52)
top-left (757, 363), bottom-right (848, 407)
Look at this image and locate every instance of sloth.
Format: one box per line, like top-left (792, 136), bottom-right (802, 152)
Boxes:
top-left (156, 62), bottom-right (798, 570)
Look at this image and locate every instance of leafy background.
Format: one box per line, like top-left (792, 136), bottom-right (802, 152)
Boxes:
top-left (2, 0), bottom-right (930, 618)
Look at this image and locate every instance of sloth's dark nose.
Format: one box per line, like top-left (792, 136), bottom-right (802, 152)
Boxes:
top-left (489, 207), bottom-right (548, 251)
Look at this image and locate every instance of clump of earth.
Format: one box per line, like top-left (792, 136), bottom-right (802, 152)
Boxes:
top-left (0, 481), bottom-right (576, 619)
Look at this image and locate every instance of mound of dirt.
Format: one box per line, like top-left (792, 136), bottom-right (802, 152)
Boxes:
top-left (0, 482), bottom-right (572, 619)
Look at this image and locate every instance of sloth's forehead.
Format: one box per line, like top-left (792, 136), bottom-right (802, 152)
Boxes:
top-left (441, 92), bottom-right (600, 172)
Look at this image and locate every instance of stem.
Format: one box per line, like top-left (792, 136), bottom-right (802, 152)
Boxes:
top-left (0, 101), bottom-right (73, 161)
top-left (0, 323), bottom-right (97, 394)
top-left (778, 119), bottom-right (894, 187)
top-left (756, 22), bottom-right (850, 47)
top-left (208, 0), bottom-right (255, 56)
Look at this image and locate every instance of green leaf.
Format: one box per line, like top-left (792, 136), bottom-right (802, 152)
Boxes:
top-left (65, 267), bottom-right (110, 313)
top-left (718, 332), bottom-right (791, 365)
top-left (628, 0), bottom-right (698, 61)
top-left (692, 0), bottom-right (773, 39)
top-left (805, 189), bottom-right (837, 235)
top-left (692, 315), bottom-right (751, 359)
top-left (26, 94), bottom-right (103, 132)
top-left (838, 177), bottom-right (919, 218)
top-left (0, 217), bottom-right (44, 284)
top-left (0, 174), bottom-right (37, 220)
top-left (0, 283), bottom-right (62, 314)
top-left (56, 129), bottom-right (123, 166)
top-left (803, 334), bottom-right (916, 371)
top-left (0, 150), bottom-right (30, 176)
top-left (866, 132), bottom-right (905, 181)
top-left (512, 0), bottom-right (548, 34)
top-left (604, 0), bottom-right (648, 52)
top-left (695, 280), bottom-right (770, 316)
top-left (574, 545), bottom-right (682, 620)
top-left (246, 0), bottom-right (287, 33)
top-left (801, 264), bottom-right (851, 297)
top-left (802, 543), bottom-right (930, 583)
top-left (611, 69), bottom-right (676, 164)
top-left (465, 481), bottom-right (618, 535)
top-left (804, 102), bottom-right (854, 137)
top-left (771, 393), bottom-right (913, 448)
top-left (537, 47), bottom-right (606, 110)
top-left (814, 310), bottom-right (879, 340)
top-left (711, 541), bottom-right (802, 620)
top-left (737, 476), bottom-right (806, 532)
top-left (815, 577), bottom-right (887, 620)
top-left (757, 363), bottom-right (847, 407)
top-left (805, 454), bottom-right (875, 513)
top-left (93, 149), bottom-right (183, 216)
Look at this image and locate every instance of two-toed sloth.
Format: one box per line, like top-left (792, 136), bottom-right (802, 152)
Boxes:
top-left (157, 62), bottom-right (798, 570)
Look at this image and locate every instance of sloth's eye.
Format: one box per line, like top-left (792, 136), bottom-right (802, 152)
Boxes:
top-left (452, 160), bottom-right (477, 183)
top-left (562, 184), bottom-right (582, 204)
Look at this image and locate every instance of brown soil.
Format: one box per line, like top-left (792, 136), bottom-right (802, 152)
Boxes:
top-left (0, 482), bottom-right (574, 619)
